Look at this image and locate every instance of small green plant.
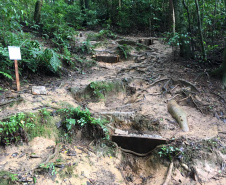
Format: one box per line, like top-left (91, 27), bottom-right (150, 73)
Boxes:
top-left (0, 112), bottom-right (28, 145)
top-left (37, 108), bottom-right (51, 125)
top-left (40, 162), bottom-right (57, 176)
top-left (0, 71), bottom-right (13, 80)
top-left (74, 55), bottom-right (96, 70)
top-left (87, 29), bottom-right (117, 41)
top-left (39, 108), bottom-right (50, 117)
top-left (158, 145), bottom-right (183, 161)
top-left (9, 173), bottom-right (18, 182)
top-left (117, 44), bottom-right (131, 59)
top-left (0, 110), bottom-right (60, 145)
top-left (65, 163), bottom-right (74, 176)
top-left (0, 171), bottom-right (18, 184)
top-left (57, 107), bottom-right (109, 140)
top-left (89, 81), bottom-right (114, 99)
top-left (75, 39), bottom-right (94, 55)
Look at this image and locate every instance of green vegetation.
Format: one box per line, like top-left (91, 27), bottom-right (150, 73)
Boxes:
top-left (0, 171), bottom-right (18, 184)
top-left (0, 112), bottom-right (32, 145)
top-left (70, 80), bottom-right (125, 102)
top-left (90, 81), bottom-right (115, 99)
top-left (57, 107), bottom-right (109, 140)
top-left (0, 171), bottom-right (18, 185)
top-left (89, 80), bottom-right (125, 100)
top-left (0, 106), bottom-right (109, 146)
top-left (87, 29), bottom-right (117, 41)
top-left (59, 163), bottom-right (76, 179)
top-left (158, 145), bottom-right (183, 161)
top-left (0, 109), bottom-right (59, 145)
top-left (117, 44), bottom-right (132, 59)
top-left (39, 162), bottom-right (57, 176)
top-left (75, 40), bottom-right (94, 55)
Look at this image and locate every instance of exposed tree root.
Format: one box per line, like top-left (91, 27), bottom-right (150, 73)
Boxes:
top-left (190, 96), bottom-right (203, 114)
top-left (176, 79), bottom-right (200, 93)
top-left (112, 141), bottom-right (153, 157)
top-left (148, 78), bottom-right (170, 87)
top-left (148, 77), bottom-right (200, 93)
top-left (166, 94), bottom-right (181, 102)
top-left (167, 100), bottom-right (189, 132)
top-left (34, 143), bottom-right (61, 170)
top-left (163, 161), bottom-right (174, 185)
top-left (0, 97), bottom-right (23, 107)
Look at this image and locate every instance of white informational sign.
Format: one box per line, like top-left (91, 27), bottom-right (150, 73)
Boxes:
top-left (8, 46), bottom-right (21, 60)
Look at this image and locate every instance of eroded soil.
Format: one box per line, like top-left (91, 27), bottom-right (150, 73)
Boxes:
top-left (0, 32), bottom-right (226, 184)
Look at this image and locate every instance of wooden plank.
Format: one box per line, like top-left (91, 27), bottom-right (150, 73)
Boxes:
top-left (138, 38), bottom-right (154, 46)
top-left (96, 55), bottom-right (120, 63)
top-left (112, 134), bottom-right (166, 154)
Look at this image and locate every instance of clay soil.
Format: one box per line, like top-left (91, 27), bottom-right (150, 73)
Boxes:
top-left (0, 32), bottom-right (226, 185)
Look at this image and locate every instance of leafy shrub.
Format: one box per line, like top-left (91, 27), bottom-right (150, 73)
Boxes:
top-left (89, 81), bottom-right (115, 99)
top-left (0, 30), bottom-right (62, 76)
top-left (158, 145), bottom-right (183, 161)
top-left (75, 40), bottom-right (94, 55)
top-left (87, 29), bottom-right (117, 41)
top-left (0, 171), bottom-right (18, 185)
top-left (73, 55), bottom-right (96, 72)
top-left (117, 44), bottom-right (131, 59)
top-left (57, 107), bottom-right (109, 140)
top-left (0, 109), bottom-right (56, 145)
top-left (21, 40), bottom-right (62, 74)
top-left (0, 71), bottom-right (13, 80)
top-left (0, 113), bottom-right (34, 145)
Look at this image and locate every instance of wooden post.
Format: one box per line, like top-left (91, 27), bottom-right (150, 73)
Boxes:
top-left (14, 60), bottom-right (20, 91)
top-left (8, 46), bottom-right (21, 91)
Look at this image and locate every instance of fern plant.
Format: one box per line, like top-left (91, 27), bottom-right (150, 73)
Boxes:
top-left (21, 40), bottom-right (62, 74)
top-left (57, 107), bottom-right (109, 140)
top-left (117, 44), bottom-right (131, 59)
top-left (40, 48), bottom-right (62, 73)
top-left (0, 71), bottom-right (13, 80)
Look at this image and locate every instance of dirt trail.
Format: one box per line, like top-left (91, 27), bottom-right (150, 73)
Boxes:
top-left (0, 32), bottom-right (226, 184)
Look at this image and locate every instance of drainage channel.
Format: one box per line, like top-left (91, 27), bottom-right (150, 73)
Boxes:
top-left (112, 130), bottom-right (166, 156)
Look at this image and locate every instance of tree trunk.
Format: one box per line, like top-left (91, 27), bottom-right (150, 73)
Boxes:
top-left (173, 0), bottom-right (191, 58)
top-left (119, 0), bottom-right (122, 9)
top-left (169, 0), bottom-right (175, 34)
top-left (211, 47), bottom-right (226, 89)
top-left (84, 0), bottom-right (89, 9)
top-left (34, 0), bottom-right (43, 24)
top-left (195, 0), bottom-right (207, 61)
top-left (182, 0), bottom-right (194, 58)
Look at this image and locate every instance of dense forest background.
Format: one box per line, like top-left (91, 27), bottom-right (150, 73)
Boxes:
top-left (0, 0), bottom-right (225, 85)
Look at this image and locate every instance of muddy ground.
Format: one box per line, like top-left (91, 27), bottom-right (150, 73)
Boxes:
top-left (0, 31), bottom-right (226, 185)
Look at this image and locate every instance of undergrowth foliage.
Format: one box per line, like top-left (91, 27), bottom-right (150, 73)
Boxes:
top-left (0, 107), bottom-right (109, 146)
top-left (57, 107), bottom-right (109, 140)
top-left (0, 33), bottom-right (62, 78)
top-left (0, 113), bottom-right (31, 145)
top-left (0, 109), bottom-right (53, 145)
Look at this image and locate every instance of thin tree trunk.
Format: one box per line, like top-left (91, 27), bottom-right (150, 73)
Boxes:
top-left (211, 47), bottom-right (226, 89)
top-left (84, 0), bottom-right (89, 9)
top-left (211, 0), bottom-right (217, 61)
top-left (195, 0), bottom-right (207, 60)
top-left (183, 0), bottom-right (194, 57)
top-left (119, 0), bottom-right (121, 9)
top-left (148, 0), bottom-right (152, 36)
top-left (34, 0), bottom-right (43, 24)
top-left (212, 0), bottom-right (217, 45)
top-left (173, 0), bottom-right (191, 58)
top-left (147, 18), bottom-right (151, 36)
top-left (169, 0), bottom-right (175, 35)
